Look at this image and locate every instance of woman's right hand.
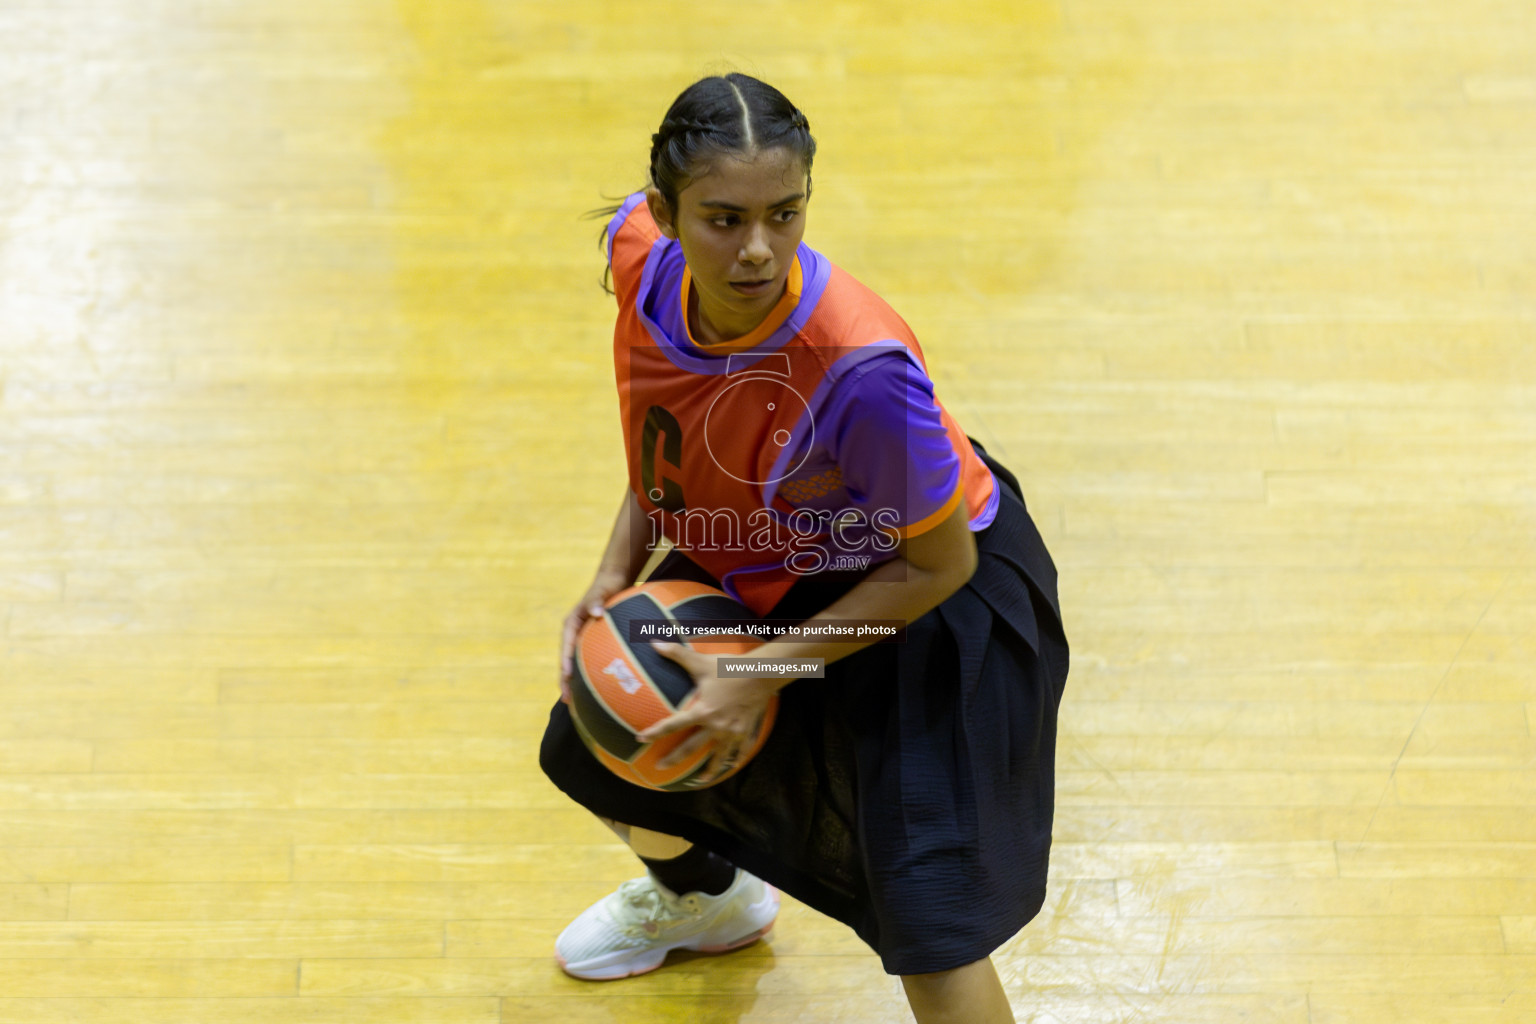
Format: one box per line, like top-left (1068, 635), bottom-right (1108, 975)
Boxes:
top-left (558, 570), bottom-right (630, 703)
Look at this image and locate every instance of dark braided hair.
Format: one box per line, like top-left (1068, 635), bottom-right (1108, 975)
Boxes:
top-left (647, 74), bottom-right (816, 209)
top-left (590, 74), bottom-right (816, 292)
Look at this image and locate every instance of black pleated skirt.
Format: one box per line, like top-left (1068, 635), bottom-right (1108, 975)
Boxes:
top-left (540, 448), bottom-right (1069, 975)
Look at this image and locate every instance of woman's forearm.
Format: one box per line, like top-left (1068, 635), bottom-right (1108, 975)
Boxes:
top-left (746, 498), bottom-right (978, 680)
top-left (594, 487), bottom-right (654, 585)
top-left (741, 551), bottom-right (973, 688)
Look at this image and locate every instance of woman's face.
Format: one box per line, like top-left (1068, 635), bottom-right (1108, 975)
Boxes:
top-left (648, 147), bottom-right (808, 344)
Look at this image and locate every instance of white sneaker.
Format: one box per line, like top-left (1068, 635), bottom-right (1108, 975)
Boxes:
top-left (555, 868), bottom-right (778, 980)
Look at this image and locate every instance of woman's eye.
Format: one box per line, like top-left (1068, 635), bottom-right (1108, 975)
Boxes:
top-left (712, 216), bottom-right (738, 228)
top-left (777, 209), bottom-right (799, 223)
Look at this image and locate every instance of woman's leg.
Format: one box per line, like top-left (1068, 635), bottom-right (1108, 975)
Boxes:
top-left (597, 816), bottom-right (693, 859)
top-left (597, 815), bottom-right (738, 897)
top-left (901, 957), bottom-right (1016, 1024)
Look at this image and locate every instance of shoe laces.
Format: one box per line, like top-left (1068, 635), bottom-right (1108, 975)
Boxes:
top-left (612, 877), bottom-right (701, 938)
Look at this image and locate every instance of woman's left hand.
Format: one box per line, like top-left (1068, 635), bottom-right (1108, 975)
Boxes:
top-left (638, 641), bottom-right (778, 785)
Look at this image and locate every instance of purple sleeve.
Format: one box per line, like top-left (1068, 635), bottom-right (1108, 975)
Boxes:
top-left (821, 352), bottom-right (962, 536)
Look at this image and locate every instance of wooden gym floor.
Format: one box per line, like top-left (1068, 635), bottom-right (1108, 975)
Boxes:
top-left (1, 1), bottom-right (1533, 1021)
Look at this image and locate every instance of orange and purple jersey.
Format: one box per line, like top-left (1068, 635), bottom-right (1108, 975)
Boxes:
top-left (607, 193), bottom-right (999, 615)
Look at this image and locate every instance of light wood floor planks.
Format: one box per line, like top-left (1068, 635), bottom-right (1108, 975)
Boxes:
top-left (1, 0), bottom-right (1533, 1021)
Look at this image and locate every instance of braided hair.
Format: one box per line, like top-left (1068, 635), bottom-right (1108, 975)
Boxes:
top-left (590, 74), bottom-right (816, 293)
top-left (647, 74), bottom-right (816, 210)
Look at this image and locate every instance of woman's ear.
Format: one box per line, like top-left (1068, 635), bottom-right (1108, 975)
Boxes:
top-left (645, 188), bottom-right (678, 240)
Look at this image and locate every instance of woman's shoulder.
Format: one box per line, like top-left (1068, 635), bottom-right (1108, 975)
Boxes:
top-left (607, 193), bottom-right (674, 303)
top-left (784, 250), bottom-right (928, 395)
top-left (799, 253), bottom-right (919, 350)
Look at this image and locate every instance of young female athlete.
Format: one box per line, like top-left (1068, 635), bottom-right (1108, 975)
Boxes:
top-left (541, 73), bottom-right (1068, 1024)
